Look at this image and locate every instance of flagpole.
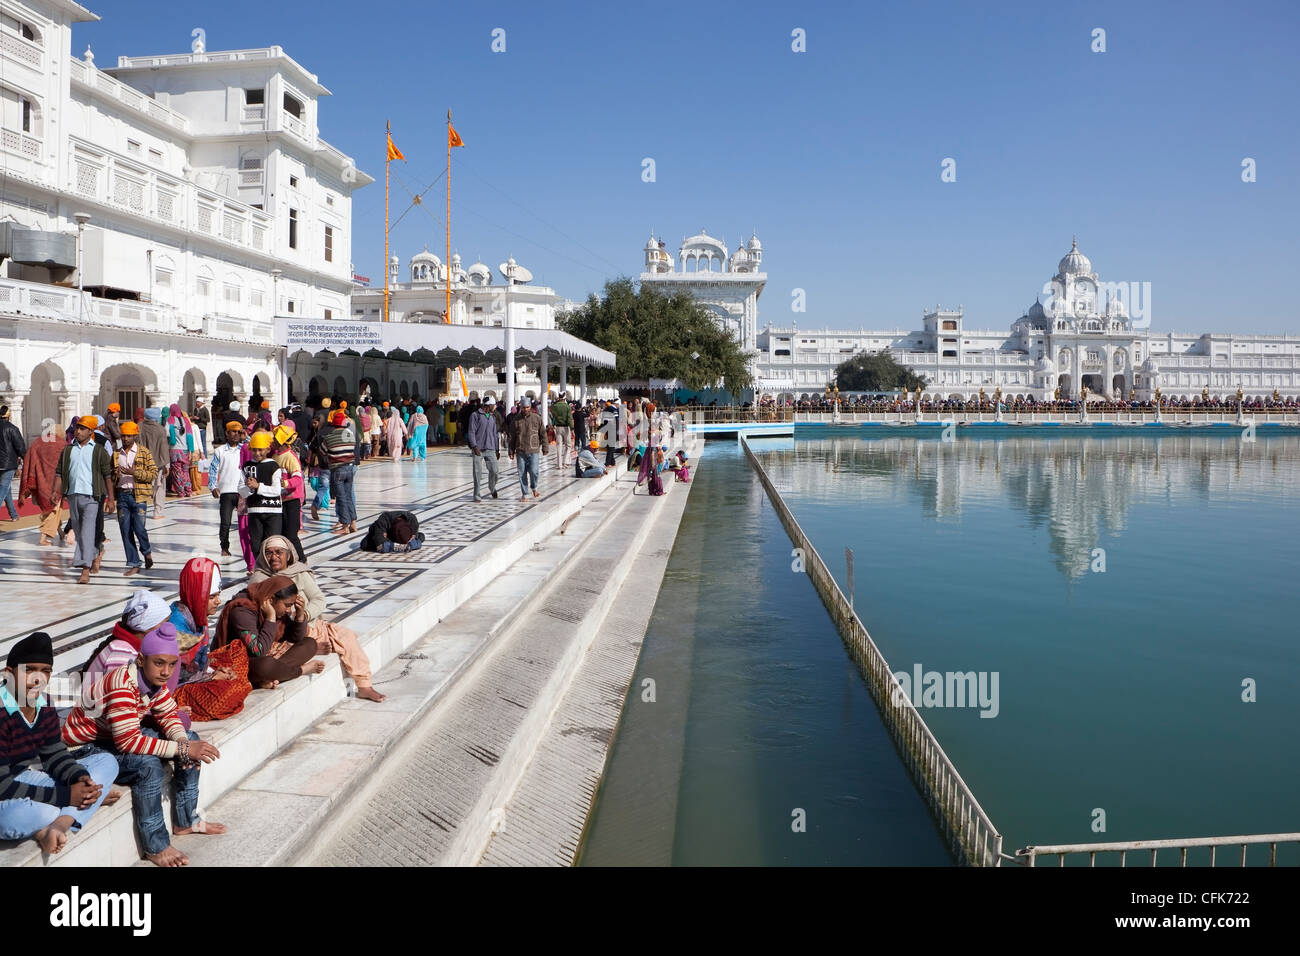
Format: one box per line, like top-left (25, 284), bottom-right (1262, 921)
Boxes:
top-left (384, 119), bottom-right (391, 324)
top-left (445, 109), bottom-right (452, 325)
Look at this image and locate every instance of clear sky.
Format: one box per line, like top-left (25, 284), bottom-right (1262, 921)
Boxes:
top-left (73, 0), bottom-right (1299, 334)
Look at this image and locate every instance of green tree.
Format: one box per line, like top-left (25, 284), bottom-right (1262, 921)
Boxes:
top-left (557, 277), bottom-right (753, 391)
top-left (833, 351), bottom-right (927, 392)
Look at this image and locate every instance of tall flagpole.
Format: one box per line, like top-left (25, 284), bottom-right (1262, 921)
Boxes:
top-left (445, 109), bottom-right (452, 325)
top-left (384, 119), bottom-right (391, 324)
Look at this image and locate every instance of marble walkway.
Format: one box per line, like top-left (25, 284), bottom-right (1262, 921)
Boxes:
top-left (0, 446), bottom-right (585, 677)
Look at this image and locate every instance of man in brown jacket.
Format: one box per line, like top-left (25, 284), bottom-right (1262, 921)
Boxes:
top-left (112, 421), bottom-right (159, 576)
top-left (509, 397), bottom-right (547, 501)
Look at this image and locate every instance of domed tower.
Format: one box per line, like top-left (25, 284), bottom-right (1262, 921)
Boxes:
top-left (409, 249), bottom-right (443, 284)
top-left (730, 240), bottom-right (752, 273)
top-left (746, 232), bottom-right (762, 269)
top-left (388, 254), bottom-right (400, 287)
top-left (644, 233), bottom-right (672, 274)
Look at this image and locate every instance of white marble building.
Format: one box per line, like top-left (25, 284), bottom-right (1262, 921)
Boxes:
top-left (753, 239), bottom-right (1300, 402)
top-left (0, 0), bottom-right (371, 440)
top-left (639, 229), bottom-right (766, 386)
top-left (347, 250), bottom-right (565, 398)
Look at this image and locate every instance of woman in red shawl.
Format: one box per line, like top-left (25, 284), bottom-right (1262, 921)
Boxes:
top-left (18, 420), bottom-right (69, 545)
top-left (172, 556), bottom-right (254, 721)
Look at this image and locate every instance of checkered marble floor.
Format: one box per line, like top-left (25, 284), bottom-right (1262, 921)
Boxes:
top-left (0, 448), bottom-right (587, 673)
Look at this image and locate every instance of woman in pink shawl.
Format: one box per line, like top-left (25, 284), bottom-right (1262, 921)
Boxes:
top-left (384, 405), bottom-right (406, 464)
top-left (166, 403), bottom-right (195, 497)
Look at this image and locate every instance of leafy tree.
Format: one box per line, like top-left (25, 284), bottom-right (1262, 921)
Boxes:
top-left (557, 277), bottom-right (754, 391)
top-left (833, 350), bottom-right (927, 392)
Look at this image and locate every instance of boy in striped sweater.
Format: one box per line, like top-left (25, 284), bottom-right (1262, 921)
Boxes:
top-left (0, 632), bottom-right (120, 854)
top-left (63, 622), bottom-right (226, 867)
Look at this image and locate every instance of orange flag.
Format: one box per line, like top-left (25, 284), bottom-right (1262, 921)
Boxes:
top-left (448, 124), bottom-right (464, 148)
top-left (387, 134), bottom-right (405, 162)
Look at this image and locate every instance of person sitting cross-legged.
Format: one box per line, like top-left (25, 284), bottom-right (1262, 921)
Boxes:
top-left (61, 623), bottom-right (226, 867)
top-left (249, 537), bottom-right (386, 702)
top-left (0, 632), bottom-right (120, 855)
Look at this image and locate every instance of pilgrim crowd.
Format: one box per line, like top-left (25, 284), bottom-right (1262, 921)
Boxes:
top-left (0, 387), bottom-right (690, 865)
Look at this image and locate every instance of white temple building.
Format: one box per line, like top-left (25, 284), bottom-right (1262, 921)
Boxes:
top-left (0, 0), bottom-right (374, 440)
top-left (347, 250), bottom-right (566, 398)
top-left (646, 230), bottom-right (1300, 402)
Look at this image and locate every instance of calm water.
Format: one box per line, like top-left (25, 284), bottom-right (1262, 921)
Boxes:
top-left (754, 430), bottom-right (1300, 859)
top-left (579, 442), bottom-right (952, 866)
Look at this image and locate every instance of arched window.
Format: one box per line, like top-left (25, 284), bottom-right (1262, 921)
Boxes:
top-left (0, 84), bottom-right (42, 141)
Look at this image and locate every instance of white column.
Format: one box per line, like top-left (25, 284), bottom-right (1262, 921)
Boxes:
top-left (6, 392), bottom-right (26, 441)
top-left (539, 352), bottom-right (549, 427)
top-left (504, 325), bottom-right (516, 408)
top-left (579, 364), bottom-right (587, 402)
top-left (559, 355), bottom-right (568, 397)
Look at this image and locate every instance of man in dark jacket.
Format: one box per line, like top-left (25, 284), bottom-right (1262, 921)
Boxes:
top-left (191, 398), bottom-right (211, 457)
top-left (467, 396), bottom-right (501, 502)
top-left (360, 510), bottom-right (424, 552)
top-left (0, 404), bottom-right (26, 521)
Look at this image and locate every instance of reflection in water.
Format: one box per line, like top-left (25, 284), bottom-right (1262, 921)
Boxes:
top-left (760, 434), bottom-right (1300, 578)
top-left (753, 431), bottom-right (1300, 853)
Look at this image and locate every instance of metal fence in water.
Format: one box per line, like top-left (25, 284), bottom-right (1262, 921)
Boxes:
top-left (740, 433), bottom-right (1004, 866)
top-left (740, 432), bottom-right (1300, 868)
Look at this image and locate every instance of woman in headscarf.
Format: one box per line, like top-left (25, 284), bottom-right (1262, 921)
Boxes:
top-left (165, 404), bottom-right (194, 497)
top-left (385, 402), bottom-right (406, 464)
top-left (249, 535), bottom-right (386, 702)
top-left (181, 406), bottom-right (202, 496)
top-left (168, 557), bottom-right (222, 688)
top-left (407, 406), bottom-right (429, 460)
top-left (171, 556), bottom-right (253, 721)
top-left (19, 416), bottom-right (70, 545)
top-left (211, 575), bottom-right (324, 690)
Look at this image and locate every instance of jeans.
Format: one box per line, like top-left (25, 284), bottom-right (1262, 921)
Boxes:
top-left (379, 538), bottom-right (423, 553)
top-left (218, 491), bottom-right (240, 551)
top-left (197, 430), bottom-right (208, 457)
top-left (0, 750), bottom-right (119, 839)
top-left (67, 493), bottom-right (99, 569)
top-left (330, 464), bottom-right (356, 525)
top-left (471, 450), bottom-right (499, 499)
top-left (581, 466), bottom-right (605, 478)
top-left (517, 452), bottom-right (540, 496)
top-left (0, 468), bottom-right (15, 519)
top-left (116, 495), bottom-right (151, 568)
top-left (87, 728), bottom-right (200, 856)
top-left (312, 474), bottom-right (331, 510)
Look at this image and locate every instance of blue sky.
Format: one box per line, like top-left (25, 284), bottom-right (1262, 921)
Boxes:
top-left (75, 0), bottom-right (1299, 334)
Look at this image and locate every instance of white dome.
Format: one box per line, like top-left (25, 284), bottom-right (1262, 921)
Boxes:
top-left (645, 234), bottom-right (658, 251)
top-left (1058, 238), bottom-right (1092, 277)
top-left (1107, 293), bottom-right (1128, 317)
top-left (747, 233), bottom-right (761, 251)
top-left (411, 249), bottom-right (442, 266)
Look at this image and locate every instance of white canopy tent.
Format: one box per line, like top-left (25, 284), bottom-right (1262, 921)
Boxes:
top-left (272, 318), bottom-right (616, 422)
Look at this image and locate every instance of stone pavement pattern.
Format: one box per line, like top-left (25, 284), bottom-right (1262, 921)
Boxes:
top-left (0, 447), bottom-right (582, 675)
